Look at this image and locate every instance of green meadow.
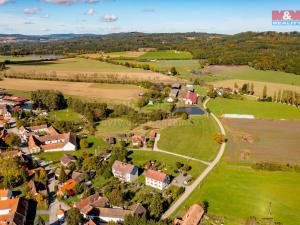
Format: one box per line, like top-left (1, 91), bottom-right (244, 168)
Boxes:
top-left (48, 108), bottom-right (81, 121)
top-left (158, 116), bottom-right (219, 161)
top-left (129, 150), bottom-right (207, 179)
top-left (204, 66), bottom-right (300, 86)
top-left (208, 97), bottom-right (300, 120)
top-left (96, 118), bottom-right (133, 137)
top-left (173, 163), bottom-right (300, 225)
top-left (138, 51), bottom-right (193, 60)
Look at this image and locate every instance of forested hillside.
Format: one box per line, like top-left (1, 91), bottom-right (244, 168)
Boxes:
top-left (0, 31), bottom-right (299, 74)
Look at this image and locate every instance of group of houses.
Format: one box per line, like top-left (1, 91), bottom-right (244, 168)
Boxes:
top-left (0, 191), bottom-right (30, 225)
top-left (167, 83), bottom-right (198, 105)
top-left (112, 160), bottom-right (170, 190)
top-left (73, 192), bottom-right (146, 224)
top-left (0, 93), bottom-right (30, 128)
top-left (19, 124), bottom-right (77, 153)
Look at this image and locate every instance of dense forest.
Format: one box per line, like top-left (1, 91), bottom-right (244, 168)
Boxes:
top-left (1, 31), bottom-right (300, 74)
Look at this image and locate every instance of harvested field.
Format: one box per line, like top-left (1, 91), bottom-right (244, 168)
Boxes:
top-left (0, 78), bottom-right (144, 103)
top-left (210, 79), bottom-right (300, 97)
top-left (3, 58), bottom-right (179, 83)
top-left (223, 118), bottom-right (300, 163)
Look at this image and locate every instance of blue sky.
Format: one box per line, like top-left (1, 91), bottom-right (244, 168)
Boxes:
top-left (0, 0), bottom-right (300, 34)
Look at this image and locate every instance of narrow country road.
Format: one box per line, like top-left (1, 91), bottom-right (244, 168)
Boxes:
top-left (161, 98), bottom-right (226, 219)
top-left (153, 134), bottom-right (211, 166)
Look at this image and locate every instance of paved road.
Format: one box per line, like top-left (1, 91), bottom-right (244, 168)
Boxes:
top-left (161, 98), bottom-right (226, 219)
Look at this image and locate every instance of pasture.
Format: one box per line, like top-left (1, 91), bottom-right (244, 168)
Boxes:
top-left (208, 97), bottom-right (300, 120)
top-left (210, 79), bottom-right (300, 97)
top-left (128, 150), bottom-right (207, 179)
top-left (116, 59), bottom-right (201, 79)
top-left (137, 51), bottom-right (193, 60)
top-left (157, 116), bottom-right (219, 161)
top-left (174, 163), bottom-right (300, 225)
top-left (96, 118), bottom-right (133, 137)
top-left (0, 79), bottom-right (145, 103)
top-left (0, 55), bottom-right (47, 62)
top-left (223, 119), bottom-right (300, 163)
top-left (4, 57), bottom-right (178, 82)
top-left (204, 65), bottom-right (300, 86)
top-left (48, 108), bottom-right (81, 122)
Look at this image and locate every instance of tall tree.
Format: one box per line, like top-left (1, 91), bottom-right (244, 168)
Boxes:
top-left (263, 85), bottom-right (267, 99)
top-left (67, 208), bottom-right (83, 225)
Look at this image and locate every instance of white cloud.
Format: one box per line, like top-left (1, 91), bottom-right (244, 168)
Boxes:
top-left (85, 8), bottom-right (95, 15)
top-left (24, 7), bottom-right (40, 14)
top-left (40, 0), bottom-right (77, 4)
top-left (24, 21), bottom-right (35, 24)
top-left (40, 28), bottom-right (50, 32)
top-left (0, 0), bottom-right (13, 5)
top-left (40, 0), bottom-right (99, 4)
top-left (85, 0), bottom-right (98, 3)
top-left (101, 14), bottom-right (118, 22)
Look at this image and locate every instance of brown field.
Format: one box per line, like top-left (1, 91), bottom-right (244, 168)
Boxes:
top-left (204, 65), bottom-right (247, 74)
top-left (223, 118), bottom-right (300, 163)
top-left (211, 79), bottom-right (300, 97)
top-left (4, 58), bottom-right (179, 83)
top-left (0, 78), bottom-right (144, 103)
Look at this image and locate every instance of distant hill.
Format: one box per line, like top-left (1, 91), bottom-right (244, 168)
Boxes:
top-left (0, 31), bottom-right (299, 75)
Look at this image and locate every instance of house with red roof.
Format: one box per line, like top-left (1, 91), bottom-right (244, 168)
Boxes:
top-left (185, 91), bottom-right (198, 105)
top-left (112, 160), bottom-right (139, 183)
top-left (174, 204), bottom-right (204, 225)
top-left (145, 169), bottom-right (170, 190)
top-left (28, 131), bottom-right (77, 153)
top-left (131, 134), bottom-right (146, 147)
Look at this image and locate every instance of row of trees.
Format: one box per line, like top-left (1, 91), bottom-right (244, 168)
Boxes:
top-left (273, 89), bottom-right (300, 106)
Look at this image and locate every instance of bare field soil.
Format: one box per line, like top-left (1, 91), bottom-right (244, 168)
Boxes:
top-left (210, 79), bottom-right (300, 97)
top-left (223, 118), bottom-right (300, 163)
top-left (4, 58), bottom-right (179, 83)
top-left (0, 78), bottom-right (144, 102)
top-left (204, 65), bottom-right (248, 74)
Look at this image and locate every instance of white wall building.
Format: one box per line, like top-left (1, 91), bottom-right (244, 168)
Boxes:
top-left (145, 169), bottom-right (170, 190)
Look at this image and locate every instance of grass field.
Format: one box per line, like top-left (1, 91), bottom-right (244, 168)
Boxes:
top-left (0, 79), bottom-right (144, 103)
top-left (48, 108), bottom-right (81, 121)
top-left (0, 55), bottom-right (47, 62)
top-left (128, 151), bottom-right (207, 179)
top-left (204, 65), bottom-right (300, 86)
top-left (116, 59), bottom-right (201, 79)
top-left (157, 116), bottom-right (219, 161)
top-left (137, 51), bottom-right (193, 60)
top-left (223, 119), bottom-right (300, 163)
top-left (4, 57), bottom-right (178, 82)
top-left (36, 136), bottom-right (108, 162)
top-left (208, 98), bottom-right (300, 120)
top-left (174, 163), bottom-right (300, 225)
top-left (96, 118), bottom-right (133, 137)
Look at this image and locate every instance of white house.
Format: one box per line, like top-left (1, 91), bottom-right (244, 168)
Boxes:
top-left (28, 132), bottom-right (77, 153)
top-left (112, 160), bottom-right (138, 183)
top-left (145, 169), bottom-right (170, 190)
